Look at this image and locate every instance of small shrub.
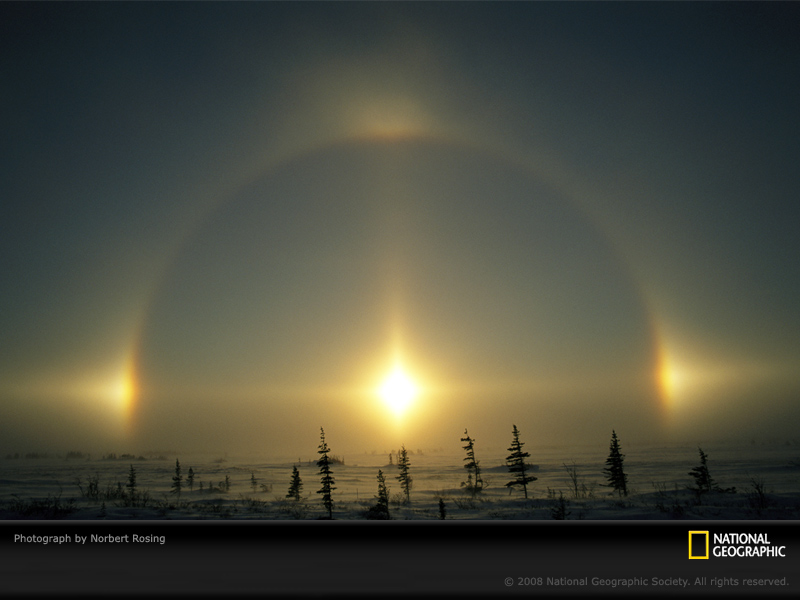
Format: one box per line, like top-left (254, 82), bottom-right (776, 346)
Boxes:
top-left (652, 483), bottom-right (685, 517)
top-left (75, 474), bottom-right (101, 500)
top-left (550, 491), bottom-right (570, 520)
top-left (237, 495), bottom-right (269, 513)
top-left (747, 477), bottom-right (770, 512)
top-left (276, 499), bottom-right (308, 519)
top-left (563, 462), bottom-right (584, 499)
top-left (364, 504), bottom-right (391, 519)
top-left (6, 493), bottom-right (76, 519)
top-left (103, 481), bottom-right (126, 501)
top-left (452, 495), bottom-right (478, 510)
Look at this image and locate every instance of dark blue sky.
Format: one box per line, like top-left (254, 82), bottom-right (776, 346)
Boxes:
top-left (1, 3), bottom-right (799, 455)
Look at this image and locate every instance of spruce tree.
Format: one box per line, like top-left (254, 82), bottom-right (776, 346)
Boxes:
top-left (187, 467), bottom-right (195, 492)
top-left (287, 465), bottom-right (303, 501)
top-left (689, 447), bottom-right (715, 493)
top-left (126, 464), bottom-right (137, 497)
top-left (505, 425), bottom-right (537, 498)
top-left (250, 472), bottom-right (258, 493)
top-left (364, 469), bottom-right (391, 520)
top-left (603, 430), bottom-right (628, 497)
top-left (316, 427), bottom-right (336, 518)
top-left (375, 469), bottom-right (390, 518)
top-left (396, 445), bottom-right (412, 504)
top-left (171, 459), bottom-right (183, 500)
top-left (461, 429), bottom-right (483, 493)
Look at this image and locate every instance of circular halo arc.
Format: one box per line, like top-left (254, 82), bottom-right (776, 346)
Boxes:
top-left (124, 131), bottom-right (671, 442)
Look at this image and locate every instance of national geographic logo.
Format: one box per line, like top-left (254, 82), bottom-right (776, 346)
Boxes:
top-left (689, 531), bottom-right (787, 559)
top-left (689, 531), bottom-right (710, 559)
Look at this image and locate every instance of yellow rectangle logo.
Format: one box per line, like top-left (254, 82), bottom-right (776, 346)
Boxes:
top-left (689, 530), bottom-right (709, 559)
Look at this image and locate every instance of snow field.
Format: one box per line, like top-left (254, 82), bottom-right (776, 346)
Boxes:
top-left (1, 441), bottom-right (798, 519)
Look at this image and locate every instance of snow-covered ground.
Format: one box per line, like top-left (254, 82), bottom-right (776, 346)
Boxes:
top-left (2, 441), bottom-right (799, 520)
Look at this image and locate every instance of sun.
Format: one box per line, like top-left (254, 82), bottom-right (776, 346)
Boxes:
top-left (378, 365), bottom-right (419, 417)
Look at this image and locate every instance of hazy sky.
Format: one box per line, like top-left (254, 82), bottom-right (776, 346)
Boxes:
top-left (2, 3), bottom-right (799, 458)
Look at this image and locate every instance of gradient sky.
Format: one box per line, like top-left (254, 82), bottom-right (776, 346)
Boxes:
top-left (2, 2), bottom-right (799, 458)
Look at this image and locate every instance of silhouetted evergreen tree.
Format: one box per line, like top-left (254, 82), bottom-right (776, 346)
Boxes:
top-left (187, 467), bottom-right (195, 492)
top-left (126, 464), bottom-right (137, 497)
top-left (603, 430), bottom-right (628, 497)
top-left (376, 470), bottom-right (389, 512)
top-left (366, 469), bottom-right (391, 519)
top-left (461, 429), bottom-right (483, 493)
top-left (438, 498), bottom-right (447, 520)
top-left (287, 465), bottom-right (303, 500)
top-left (250, 472), bottom-right (258, 493)
top-left (171, 459), bottom-right (182, 500)
top-left (689, 447), bottom-right (716, 493)
top-left (396, 445), bottom-right (412, 504)
top-left (505, 425), bottom-right (537, 498)
top-left (317, 427), bottom-right (336, 518)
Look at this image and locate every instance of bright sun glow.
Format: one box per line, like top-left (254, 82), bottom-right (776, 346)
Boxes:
top-left (378, 365), bottom-right (419, 417)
